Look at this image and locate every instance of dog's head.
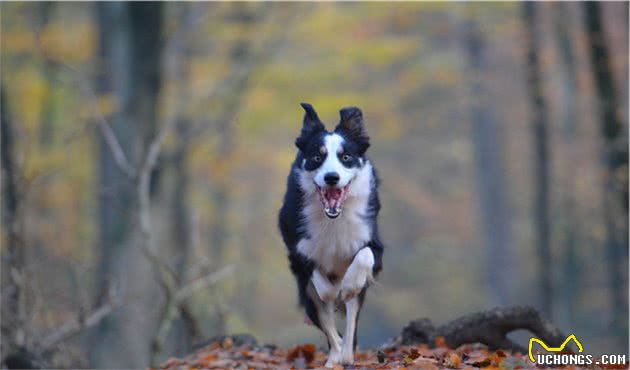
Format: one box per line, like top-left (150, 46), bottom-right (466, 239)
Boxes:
top-left (295, 102), bottom-right (370, 219)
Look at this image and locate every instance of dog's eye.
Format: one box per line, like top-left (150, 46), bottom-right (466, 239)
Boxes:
top-left (312, 155), bottom-right (322, 163)
top-left (342, 154), bottom-right (352, 162)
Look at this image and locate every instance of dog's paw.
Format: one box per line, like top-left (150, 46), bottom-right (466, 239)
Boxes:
top-left (339, 265), bottom-right (368, 301)
top-left (340, 346), bottom-right (354, 365)
top-left (338, 274), bottom-right (366, 301)
top-left (325, 348), bottom-right (342, 368)
top-left (338, 248), bottom-right (373, 301)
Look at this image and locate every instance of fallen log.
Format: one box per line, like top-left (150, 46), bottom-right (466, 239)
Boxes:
top-left (392, 306), bottom-right (567, 353)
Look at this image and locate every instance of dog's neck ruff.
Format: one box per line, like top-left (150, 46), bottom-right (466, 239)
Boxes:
top-left (296, 161), bottom-right (374, 275)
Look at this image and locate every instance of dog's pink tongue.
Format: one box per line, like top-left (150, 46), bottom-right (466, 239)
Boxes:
top-left (324, 188), bottom-right (343, 208)
top-left (325, 188), bottom-right (342, 199)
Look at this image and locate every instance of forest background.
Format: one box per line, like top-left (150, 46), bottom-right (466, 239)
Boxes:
top-left (0, 2), bottom-right (628, 368)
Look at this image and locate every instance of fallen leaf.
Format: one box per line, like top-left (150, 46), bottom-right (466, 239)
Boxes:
top-left (408, 348), bottom-right (421, 360)
top-left (198, 353), bottom-right (218, 367)
top-left (431, 347), bottom-right (449, 360)
top-left (415, 359), bottom-right (440, 370)
top-left (465, 349), bottom-right (492, 367)
top-left (222, 337), bottom-right (233, 349)
top-left (480, 366), bottom-right (500, 370)
top-left (499, 357), bottom-right (528, 370)
top-left (435, 336), bottom-right (447, 348)
top-left (445, 352), bottom-right (461, 368)
top-left (489, 352), bottom-right (505, 366)
top-left (469, 357), bottom-right (492, 367)
top-left (286, 343), bottom-right (316, 364)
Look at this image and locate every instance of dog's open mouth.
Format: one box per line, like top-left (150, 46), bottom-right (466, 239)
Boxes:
top-left (316, 183), bottom-right (350, 219)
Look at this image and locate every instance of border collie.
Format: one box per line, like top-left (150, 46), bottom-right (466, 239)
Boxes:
top-left (278, 103), bottom-right (384, 367)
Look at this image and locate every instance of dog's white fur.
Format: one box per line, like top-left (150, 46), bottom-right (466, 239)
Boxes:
top-left (342, 296), bottom-right (361, 364)
top-left (312, 269), bottom-right (339, 301)
top-left (317, 300), bottom-right (342, 367)
top-left (339, 248), bottom-right (374, 301)
top-left (296, 133), bottom-right (376, 367)
top-left (311, 247), bottom-right (374, 303)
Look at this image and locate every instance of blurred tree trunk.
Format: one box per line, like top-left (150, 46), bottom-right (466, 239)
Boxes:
top-left (582, 1), bottom-right (628, 331)
top-left (128, 2), bottom-right (163, 152)
top-left (121, 3), bottom-right (165, 367)
top-left (463, 20), bottom-right (516, 306)
top-left (91, 2), bottom-right (164, 367)
top-left (91, 3), bottom-right (134, 366)
top-left (93, 1), bottom-right (134, 306)
top-left (170, 134), bottom-right (199, 354)
top-left (523, 2), bottom-right (552, 317)
top-left (552, 2), bottom-right (581, 326)
top-left (207, 3), bottom-right (260, 334)
top-left (166, 4), bottom-right (201, 354)
top-left (0, 85), bottom-right (27, 354)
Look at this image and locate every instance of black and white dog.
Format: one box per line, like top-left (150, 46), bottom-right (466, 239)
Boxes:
top-left (278, 103), bottom-right (384, 367)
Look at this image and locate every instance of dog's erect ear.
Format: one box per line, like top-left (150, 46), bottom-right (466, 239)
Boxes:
top-left (335, 107), bottom-right (370, 153)
top-left (300, 102), bottom-right (324, 131)
top-left (295, 102), bottom-right (325, 151)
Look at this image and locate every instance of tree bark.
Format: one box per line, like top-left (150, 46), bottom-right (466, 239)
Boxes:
top-left (93, 0), bottom-right (134, 308)
top-left (582, 1), bottom-right (628, 333)
top-left (522, 2), bottom-right (552, 317)
top-left (1, 84), bottom-right (27, 354)
top-left (129, 2), bottom-right (164, 154)
top-left (463, 20), bottom-right (516, 306)
top-left (552, 2), bottom-right (582, 328)
top-left (91, 3), bottom-right (135, 366)
top-left (91, 3), bottom-right (164, 367)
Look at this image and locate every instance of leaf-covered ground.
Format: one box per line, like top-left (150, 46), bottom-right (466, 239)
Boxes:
top-left (155, 336), bottom-right (606, 370)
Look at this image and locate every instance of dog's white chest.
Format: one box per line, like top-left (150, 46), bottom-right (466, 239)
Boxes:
top-left (297, 196), bottom-right (371, 275)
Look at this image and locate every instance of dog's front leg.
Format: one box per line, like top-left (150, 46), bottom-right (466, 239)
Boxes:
top-left (317, 300), bottom-right (342, 368)
top-left (311, 271), bottom-right (342, 367)
top-left (339, 247), bottom-right (374, 301)
top-left (312, 269), bottom-right (339, 301)
top-left (341, 295), bottom-right (360, 364)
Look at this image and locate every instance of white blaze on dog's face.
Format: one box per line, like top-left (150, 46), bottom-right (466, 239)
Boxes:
top-left (314, 134), bottom-right (357, 188)
top-left (295, 103), bottom-right (370, 219)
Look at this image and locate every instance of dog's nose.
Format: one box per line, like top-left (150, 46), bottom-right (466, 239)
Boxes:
top-left (324, 172), bottom-right (340, 186)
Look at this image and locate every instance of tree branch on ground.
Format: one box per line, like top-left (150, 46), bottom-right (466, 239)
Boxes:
top-left (151, 265), bottom-right (235, 365)
top-left (393, 306), bottom-right (567, 354)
